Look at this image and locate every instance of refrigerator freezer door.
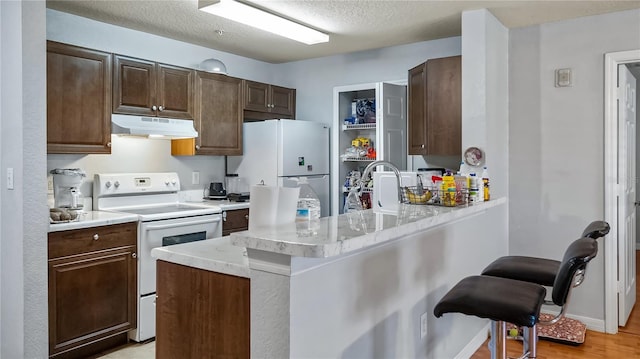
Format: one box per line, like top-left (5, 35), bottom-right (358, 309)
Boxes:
top-left (280, 175), bottom-right (330, 217)
top-left (226, 121), bottom-right (279, 187)
top-left (278, 120), bottom-right (330, 177)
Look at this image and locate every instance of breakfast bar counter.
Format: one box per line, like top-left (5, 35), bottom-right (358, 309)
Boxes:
top-left (228, 198), bottom-right (508, 359)
top-left (230, 198), bottom-right (506, 258)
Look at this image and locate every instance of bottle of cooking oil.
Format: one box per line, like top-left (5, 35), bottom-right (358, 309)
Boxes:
top-left (481, 166), bottom-right (490, 201)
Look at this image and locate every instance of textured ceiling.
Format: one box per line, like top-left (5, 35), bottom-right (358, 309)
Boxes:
top-left (47, 0), bottom-right (640, 63)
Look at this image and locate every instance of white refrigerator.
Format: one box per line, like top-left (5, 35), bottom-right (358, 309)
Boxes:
top-left (226, 119), bottom-right (331, 217)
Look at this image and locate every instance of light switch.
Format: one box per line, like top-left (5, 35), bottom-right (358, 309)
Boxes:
top-left (555, 68), bottom-right (572, 87)
top-left (192, 171), bottom-right (200, 185)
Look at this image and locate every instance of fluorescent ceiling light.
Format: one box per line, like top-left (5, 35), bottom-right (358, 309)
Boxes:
top-left (199, 0), bottom-right (329, 45)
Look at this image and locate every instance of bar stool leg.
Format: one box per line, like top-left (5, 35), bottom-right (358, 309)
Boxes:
top-left (529, 325), bottom-right (538, 358)
top-left (522, 327), bottom-right (530, 358)
top-left (489, 320), bottom-right (507, 359)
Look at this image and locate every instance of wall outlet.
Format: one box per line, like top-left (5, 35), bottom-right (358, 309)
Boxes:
top-left (420, 312), bottom-right (428, 339)
top-left (192, 171), bottom-right (200, 185)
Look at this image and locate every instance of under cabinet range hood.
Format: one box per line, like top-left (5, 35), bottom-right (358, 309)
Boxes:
top-left (111, 114), bottom-right (198, 139)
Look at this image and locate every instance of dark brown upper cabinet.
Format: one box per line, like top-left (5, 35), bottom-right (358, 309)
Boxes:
top-left (408, 55), bottom-right (461, 156)
top-left (47, 41), bottom-right (113, 154)
top-left (113, 55), bottom-right (195, 119)
top-left (171, 71), bottom-right (244, 156)
top-left (243, 80), bottom-right (295, 120)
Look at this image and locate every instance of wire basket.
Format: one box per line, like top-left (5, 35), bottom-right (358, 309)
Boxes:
top-left (401, 186), bottom-right (469, 207)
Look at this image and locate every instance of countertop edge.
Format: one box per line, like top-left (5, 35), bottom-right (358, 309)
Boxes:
top-left (231, 198), bottom-right (507, 258)
top-left (151, 238), bottom-right (250, 278)
top-left (48, 212), bottom-right (139, 232)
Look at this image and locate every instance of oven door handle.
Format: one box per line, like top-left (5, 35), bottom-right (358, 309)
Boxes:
top-left (144, 218), bottom-right (221, 231)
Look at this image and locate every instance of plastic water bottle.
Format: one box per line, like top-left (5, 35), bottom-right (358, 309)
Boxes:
top-left (296, 177), bottom-right (321, 221)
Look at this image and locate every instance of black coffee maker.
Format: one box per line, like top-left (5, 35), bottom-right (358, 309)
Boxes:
top-left (208, 182), bottom-right (227, 200)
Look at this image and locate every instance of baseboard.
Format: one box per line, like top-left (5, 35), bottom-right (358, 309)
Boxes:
top-left (455, 323), bottom-right (489, 359)
top-left (542, 310), bottom-right (606, 332)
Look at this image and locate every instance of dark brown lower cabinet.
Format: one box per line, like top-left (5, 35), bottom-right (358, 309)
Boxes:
top-left (48, 223), bottom-right (137, 358)
top-left (222, 208), bottom-right (250, 236)
top-left (156, 260), bottom-right (250, 359)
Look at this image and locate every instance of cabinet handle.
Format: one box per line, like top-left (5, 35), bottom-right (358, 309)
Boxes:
top-left (421, 144), bottom-right (425, 149)
top-left (195, 145), bottom-right (201, 150)
top-left (222, 211), bottom-right (227, 221)
top-left (107, 142), bottom-right (112, 148)
top-left (244, 215), bottom-right (249, 220)
top-left (132, 253), bottom-right (137, 258)
top-left (158, 106), bottom-right (164, 112)
top-left (151, 105), bottom-right (157, 111)
top-left (93, 234), bottom-right (99, 240)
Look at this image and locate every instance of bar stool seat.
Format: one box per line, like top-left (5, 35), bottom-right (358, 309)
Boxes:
top-left (482, 257), bottom-right (559, 287)
top-left (434, 275), bottom-right (547, 327)
top-left (481, 220), bottom-right (609, 286)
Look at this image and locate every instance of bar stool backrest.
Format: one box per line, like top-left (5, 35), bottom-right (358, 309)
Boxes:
top-left (581, 220), bottom-right (610, 239)
top-left (551, 237), bottom-right (599, 306)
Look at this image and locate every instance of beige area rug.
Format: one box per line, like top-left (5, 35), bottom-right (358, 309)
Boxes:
top-left (508, 314), bottom-right (587, 346)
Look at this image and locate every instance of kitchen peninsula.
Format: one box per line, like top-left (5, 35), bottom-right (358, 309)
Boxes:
top-left (152, 198), bottom-right (507, 358)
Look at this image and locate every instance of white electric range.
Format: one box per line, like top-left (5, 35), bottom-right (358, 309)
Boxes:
top-left (94, 172), bottom-right (222, 342)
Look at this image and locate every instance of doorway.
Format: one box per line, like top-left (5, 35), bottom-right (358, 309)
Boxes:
top-left (604, 50), bottom-right (640, 334)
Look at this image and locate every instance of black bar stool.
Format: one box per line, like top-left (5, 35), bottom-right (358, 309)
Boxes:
top-left (434, 237), bottom-right (598, 359)
top-left (481, 220), bottom-right (608, 287)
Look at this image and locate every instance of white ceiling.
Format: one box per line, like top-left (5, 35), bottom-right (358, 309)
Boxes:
top-left (47, 0), bottom-right (640, 64)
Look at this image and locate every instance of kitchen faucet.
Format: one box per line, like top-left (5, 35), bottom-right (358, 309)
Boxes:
top-left (359, 160), bottom-right (403, 205)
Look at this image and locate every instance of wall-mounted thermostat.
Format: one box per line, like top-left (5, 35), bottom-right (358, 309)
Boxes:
top-left (555, 68), bottom-right (572, 87)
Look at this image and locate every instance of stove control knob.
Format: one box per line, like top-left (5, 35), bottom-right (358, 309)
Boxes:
top-left (171, 179), bottom-right (177, 186)
top-left (105, 181), bottom-right (112, 188)
top-left (165, 179), bottom-right (170, 186)
top-left (114, 181), bottom-right (120, 188)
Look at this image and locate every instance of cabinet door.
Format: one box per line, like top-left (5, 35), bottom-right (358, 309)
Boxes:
top-left (194, 72), bottom-right (243, 155)
top-left (157, 64), bottom-right (194, 119)
top-left (48, 246), bottom-right (137, 357)
top-left (47, 41), bottom-right (112, 154)
top-left (426, 56), bottom-right (461, 156)
top-left (243, 80), bottom-right (270, 112)
top-left (270, 85), bottom-right (296, 117)
top-left (222, 209), bottom-right (249, 236)
top-left (156, 260), bottom-right (250, 359)
top-left (407, 63), bottom-right (427, 155)
top-left (113, 55), bottom-right (156, 116)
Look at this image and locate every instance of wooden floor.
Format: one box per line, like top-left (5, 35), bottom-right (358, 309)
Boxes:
top-left (471, 251), bottom-right (640, 359)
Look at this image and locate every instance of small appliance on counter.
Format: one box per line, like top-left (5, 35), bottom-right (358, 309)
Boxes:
top-left (207, 182), bottom-right (227, 200)
top-left (225, 174), bottom-right (250, 202)
top-left (50, 168), bottom-right (86, 210)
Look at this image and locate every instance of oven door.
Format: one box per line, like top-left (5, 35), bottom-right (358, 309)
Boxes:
top-left (139, 213), bottom-right (222, 296)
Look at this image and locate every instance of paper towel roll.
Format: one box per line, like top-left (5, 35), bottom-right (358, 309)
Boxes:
top-left (249, 185), bottom-right (278, 231)
top-left (249, 185), bottom-right (300, 230)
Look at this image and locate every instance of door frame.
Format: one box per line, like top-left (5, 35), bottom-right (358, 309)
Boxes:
top-left (604, 49), bottom-right (640, 334)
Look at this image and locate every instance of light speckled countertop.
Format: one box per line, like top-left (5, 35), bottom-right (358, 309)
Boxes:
top-left (48, 211), bottom-right (139, 232)
top-left (201, 199), bottom-right (250, 211)
top-left (231, 198), bottom-right (507, 258)
top-left (151, 236), bottom-right (249, 278)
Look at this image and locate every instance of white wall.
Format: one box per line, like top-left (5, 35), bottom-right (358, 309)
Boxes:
top-left (1, 0), bottom-right (48, 357)
top-left (509, 9), bottom-right (640, 322)
top-left (462, 9), bottom-right (509, 200)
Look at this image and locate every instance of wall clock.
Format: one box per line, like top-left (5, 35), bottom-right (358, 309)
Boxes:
top-left (463, 147), bottom-right (484, 166)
